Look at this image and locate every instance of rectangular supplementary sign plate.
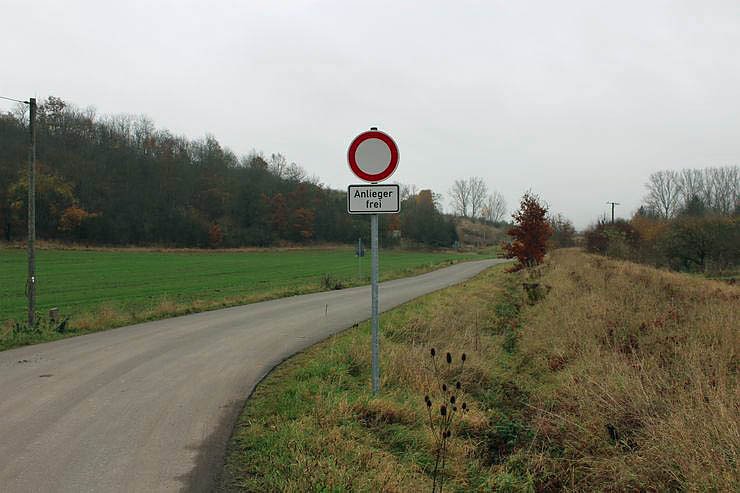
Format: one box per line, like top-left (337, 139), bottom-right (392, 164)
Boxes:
top-left (347, 184), bottom-right (400, 214)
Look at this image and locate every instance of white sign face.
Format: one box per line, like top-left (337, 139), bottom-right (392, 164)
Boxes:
top-left (347, 184), bottom-right (400, 214)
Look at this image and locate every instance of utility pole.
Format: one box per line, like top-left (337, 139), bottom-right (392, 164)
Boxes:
top-left (606, 201), bottom-right (619, 224)
top-left (27, 98), bottom-right (37, 327)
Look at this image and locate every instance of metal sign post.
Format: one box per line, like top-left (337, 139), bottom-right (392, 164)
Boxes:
top-left (370, 213), bottom-right (380, 393)
top-left (347, 127), bottom-right (400, 395)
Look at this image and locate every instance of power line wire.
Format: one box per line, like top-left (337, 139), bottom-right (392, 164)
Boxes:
top-left (0, 95), bottom-right (29, 104)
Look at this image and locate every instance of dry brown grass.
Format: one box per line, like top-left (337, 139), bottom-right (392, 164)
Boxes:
top-left (72, 303), bottom-right (129, 331)
top-left (340, 272), bottom-right (509, 490)
top-left (516, 249), bottom-right (739, 491)
top-left (455, 218), bottom-right (507, 247)
top-left (221, 265), bottom-right (514, 492)
top-left (66, 287), bottom-right (340, 334)
top-left (355, 288), bottom-right (504, 429)
top-left (222, 250), bottom-right (737, 491)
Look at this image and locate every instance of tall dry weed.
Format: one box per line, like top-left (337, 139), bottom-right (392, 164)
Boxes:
top-left (517, 249), bottom-right (738, 491)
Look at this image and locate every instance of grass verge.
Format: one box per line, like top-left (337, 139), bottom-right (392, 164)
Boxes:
top-left (220, 249), bottom-right (738, 492)
top-left (502, 249), bottom-right (738, 491)
top-left (220, 262), bottom-right (519, 491)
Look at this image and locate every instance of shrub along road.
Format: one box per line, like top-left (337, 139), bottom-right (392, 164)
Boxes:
top-left (0, 258), bottom-right (505, 492)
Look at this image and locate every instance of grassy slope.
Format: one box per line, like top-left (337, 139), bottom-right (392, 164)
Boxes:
top-left (220, 250), bottom-right (739, 492)
top-left (0, 246), bottom-right (487, 350)
top-left (220, 263), bottom-right (515, 492)
top-left (510, 249), bottom-right (738, 491)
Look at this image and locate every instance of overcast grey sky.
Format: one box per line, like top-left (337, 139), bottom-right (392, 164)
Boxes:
top-left (2, 0), bottom-right (739, 228)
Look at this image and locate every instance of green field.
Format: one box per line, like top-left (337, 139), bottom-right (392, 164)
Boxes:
top-left (0, 247), bottom-right (487, 326)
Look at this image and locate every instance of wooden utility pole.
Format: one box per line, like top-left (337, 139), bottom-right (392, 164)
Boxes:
top-left (27, 98), bottom-right (37, 327)
top-left (606, 201), bottom-right (619, 224)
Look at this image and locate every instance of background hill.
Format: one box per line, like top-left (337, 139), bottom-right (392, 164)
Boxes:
top-left (1, 97), bottom-right (463, 248)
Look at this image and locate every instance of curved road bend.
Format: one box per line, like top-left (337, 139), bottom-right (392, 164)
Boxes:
top-left (0, 258), bottom-right (505, 492)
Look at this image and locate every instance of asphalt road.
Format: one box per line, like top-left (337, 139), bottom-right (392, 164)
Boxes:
top-left (0, 258), bottom-right (504, 492)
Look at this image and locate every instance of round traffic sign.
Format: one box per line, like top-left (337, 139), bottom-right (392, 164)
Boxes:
top-left (347, 130), bottom-right (399, 182)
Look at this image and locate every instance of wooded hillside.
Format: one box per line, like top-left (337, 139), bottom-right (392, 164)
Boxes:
top-left (0, 97), bottom-right (456, 247)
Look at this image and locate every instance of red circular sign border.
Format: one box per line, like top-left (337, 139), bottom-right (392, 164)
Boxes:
top-left (347, 130), bottom-right (399, 182)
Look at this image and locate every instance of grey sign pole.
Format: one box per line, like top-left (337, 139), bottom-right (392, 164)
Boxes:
top-left (370, 213), bottom-right (380, 394)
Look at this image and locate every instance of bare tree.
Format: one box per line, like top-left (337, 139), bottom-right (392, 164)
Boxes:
top-left (468, 177), bottom-right (488, 218)
top-left (706, 166), bottom-right (739, 214)
top-left (132, 116), bottom-right (155, 150)
top-left (432, 191), bottom-right (444, 211)
top-left (449, 179), bottom-right (471, 217)
top-left (482, 190), bottom-right (507, 222)
top-left (396, 183), bottom-right (418, 202)
top-left (548, 213), bottom-right (576, 247)
top-left (268, 153), bottom-right (288, 177)
top-left (645, 170), bottom-right (682, 218)
top-left (284, 162), bottom-right (307, 182)
top-left (678, 168), bottom-right (705, 207)
top-left (11, 102), bottom-right (28, 126)
top-left (674, 166), bottom-right (739, 214)
top-left (645, 166), bottom-right (739, 216)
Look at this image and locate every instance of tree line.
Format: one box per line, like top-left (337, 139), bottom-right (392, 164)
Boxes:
top-left (585, 165), bottom-right (739, 275)
top-left (642, 166), bottom-right (738, 218)
top-left (447, 176), bottom-right (507, 224)
top-left (0, 97), bottom-right (457, 248)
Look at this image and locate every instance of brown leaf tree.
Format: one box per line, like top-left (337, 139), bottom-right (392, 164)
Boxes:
top-left (503, 192), bottom-right (553, 270)
top-left (208, 223), bottom-right (224, 247)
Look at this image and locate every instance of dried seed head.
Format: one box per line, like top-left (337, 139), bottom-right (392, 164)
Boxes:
top-left (442, 383), bottom-right (447, 392)
top-left (424, 395), bottom-right (430, 403)
top-left (453, 406), bottom-right (457, 412)
top-left (430, 348), bottom-right (436, 357)
top-left (456, 381), bottom-right (461, 390)
top-left (462, 402), bottom-right (467, 411)
top-left (446, 430), bottom-right (452, 438)
top-left (446, 352), bottom-right (452, 364)
top-left (440, 405), bottom-right (447, 416)
top-left (450, 395), bottom-right (456, 404)
top-left (461, 353), bottom-right (467, 362)
top-left (427, 399), bottom-right (432, 408)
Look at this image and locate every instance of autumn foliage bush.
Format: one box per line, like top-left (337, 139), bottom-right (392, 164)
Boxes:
top-left (583, 219), bottom-right (640, 257)
top-left (208, 223), bottom-right (224, 247)
top-left (59, 205), bottom-right (96, 233)
top-left (502, 192), bottom-right (553, 270)
top-left (586, 213), bottom-right (739, 275)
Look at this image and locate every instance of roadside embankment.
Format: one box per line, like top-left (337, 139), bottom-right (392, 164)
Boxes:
top-left (507, 248), bottom-right (738, 491)
top-left (220, 249), bottom-right (738, 491)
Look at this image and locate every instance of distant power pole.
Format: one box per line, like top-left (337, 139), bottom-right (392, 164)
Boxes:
top-left (606, 201), bottom-right (620, 224)
top-left (27, 97), bottom-right (37, 327)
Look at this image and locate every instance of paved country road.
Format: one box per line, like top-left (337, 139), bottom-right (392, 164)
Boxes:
top-left (0, 259), bottom-right (505, 492)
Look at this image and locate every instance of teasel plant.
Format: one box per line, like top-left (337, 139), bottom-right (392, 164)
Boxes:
top-left (424, 348), bottom-right (468, 493)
